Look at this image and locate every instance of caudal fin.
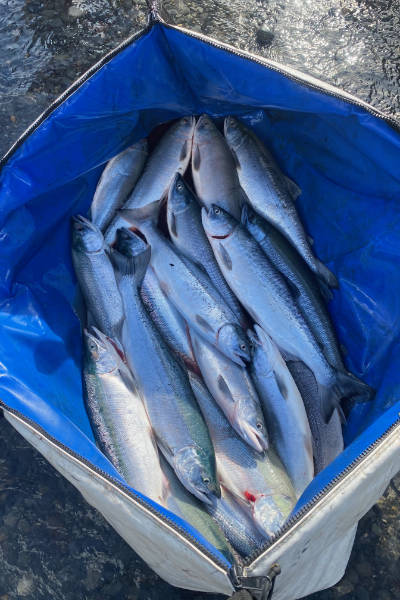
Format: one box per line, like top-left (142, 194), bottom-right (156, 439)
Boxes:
top-left (337, 370), bottom-right (375, 404)
top-left (110, 228), bottom-right (151, 285)
top-left (315, 259), bottom-right (339, 289)
top-left (318, 370), bottom-right (374, 425)
top-left (119, 200), bottom-right (160, 227)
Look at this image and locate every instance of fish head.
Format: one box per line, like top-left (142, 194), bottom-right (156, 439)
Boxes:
top-left (224, 116), bottom-right (246, 151)
top-left (71, 215), bottom-right (103, 253)
top-left (247, 328), bottom-right (261, 360)
top-left (84, 328), bottom-right (118, 374)
top-left (167, 173), bottom-right (193, 221)
top-left (194, 114), bottom-right (218, 140)
top-left (240, 205), bottom-right (265, 242)
top-left (218, 324), bottom-right (250, 367)
top-left (178, 115), bottom-right (196, 133)
top-left (234, 395), bottom-right (269, 454)
top-left (253, 493), bottom-right (294, 538)
top-left (201, 205), bottom-right (237, 239)
top-left (172, 116), bottom-right (196, 162)
top-left (114, 227), bottom-right (148, 257)
top-left (249, 325), bottom-right (276, 377)
top-left (174, 446), bottom-right (220, 505)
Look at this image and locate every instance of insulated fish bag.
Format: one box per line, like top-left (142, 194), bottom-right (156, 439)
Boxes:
top-left (1, 4), bottom-right (400, 599)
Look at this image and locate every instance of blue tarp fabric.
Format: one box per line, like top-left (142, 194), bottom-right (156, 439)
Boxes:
top-left (0, 23), bottom-right (400, 559)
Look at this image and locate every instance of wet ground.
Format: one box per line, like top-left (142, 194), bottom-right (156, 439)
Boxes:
top-left (0, 0), bottom-right (399, 599)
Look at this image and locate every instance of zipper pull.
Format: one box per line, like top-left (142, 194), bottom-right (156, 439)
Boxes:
top-left (145, 1), bottom-right (166, 25)
top-left (230, 564), bottom-right (281, 600)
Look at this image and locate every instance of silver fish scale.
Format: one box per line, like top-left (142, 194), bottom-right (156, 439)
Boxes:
top-left (104, 117), bottom-right (195, 244)
top-left (210, 226), bottom-right (335, 388)
top-left (190, 373), bottom-right (292, 506)
top-left (90, 140), bottom-right (148, 233)
top-left (168, 187), bottom-right (247, 326)
top-left (141, 266), bottom-right (195, 369)
top-left (72, 248), bottom-right (124, 340)
top-left (287, 360), bottom-right (344, 474)
top-left (117, 271), bottom-right (215, 475)
top-left (83, 362), bottom-right (163, 503)
top-left (258, 227), bottom-right (343, 369)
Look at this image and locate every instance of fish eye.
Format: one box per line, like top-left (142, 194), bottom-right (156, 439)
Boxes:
top-left (240, 343), bottom-right (247, 351)
top-left (214, 207), bottom-right (221, 215)
top-left (202, 476), bottom-right (210, 485)
top-left (176, 182), bottom-right (184, 192)
top-left (256, 421), bottom-right (263, 430)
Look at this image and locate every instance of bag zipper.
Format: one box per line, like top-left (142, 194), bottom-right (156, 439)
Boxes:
top-left (2, 398), bottom-right (399, 581)
top-left (242, 415), bottom-right (400, 567)
top-left (0, 401), bottom-right (232, 571)
top-left (160, 21), bottom-right (400, 132)
top-left (1, 17), bottom-right (399, 171)
top-left (0, 23), bottom-right (151, 170)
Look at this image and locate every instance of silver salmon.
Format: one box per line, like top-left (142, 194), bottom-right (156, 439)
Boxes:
top-left (83, 327), bottom-right (164, 504)
top-left (71, 215), bottom-right (124, 340)
top-left (120, 204), bottom-right (251, 367)
top-left (190, 328), bottom-right (268, 454)
top-left (167, 173), bottom-right (247, 327)
top-left (224, 116), bottom-right (338, 289)
top-left (249, 325), bottom-right (314, 498)
top-left (104, 116), bottom-right (195, 244)
top-left (90, 139), bottom-right (148, 232)
top-left (202, 205), bottom-right (372, 424)
top-left (189, 372), bottom-right (296, 538)
top-left (110, 228), bottom-right (220, 505)
top-left (192, 115), bottom-right (243, 220)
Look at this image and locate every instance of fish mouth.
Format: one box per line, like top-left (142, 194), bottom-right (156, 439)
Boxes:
top-left (235, 346), bottom-right (251, 365)
top-left (72, 214), bottom-right (98, 232)
top-left (223, 116), bottom-right (245, 150)
top-left (232, 353), bottom-right (247, 368)
top-left (223, 115), bottom-right (236, 136)
top-left (192, 489), bottom-right (214, 506)
top-left (195, 114), bottom-right (213, 131)
top-left (201, 205), bottom-right (235, 238)
top-left (239, 422), bottom-right (268, 454)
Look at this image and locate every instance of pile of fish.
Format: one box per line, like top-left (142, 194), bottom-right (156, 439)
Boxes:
top-left (72, 115), bottom-right (373, 560)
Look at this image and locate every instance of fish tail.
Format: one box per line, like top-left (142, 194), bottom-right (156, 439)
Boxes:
top-left (315, 259), bottom-right (339, 289)
top-left (318, 371), bottom-right (374, 424)
top-left (336, 370), bottom-right (375, 405)
top-left (119, 200), bottom-right (160, 227)
top-left (110, 236), bottom-right (151, 286)
top-left (316, 381), bottom-right (343, 425)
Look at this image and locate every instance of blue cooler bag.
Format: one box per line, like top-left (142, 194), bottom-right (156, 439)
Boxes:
top-left (1, 4), bottom-right (400, 599)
